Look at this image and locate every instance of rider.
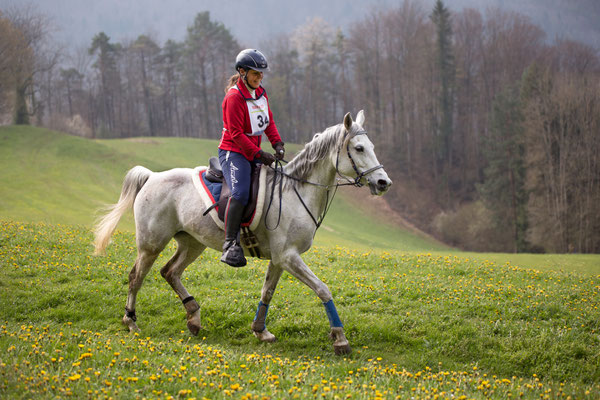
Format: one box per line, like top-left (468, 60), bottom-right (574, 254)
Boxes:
top-left (218, 49), bottom-right (285, 267)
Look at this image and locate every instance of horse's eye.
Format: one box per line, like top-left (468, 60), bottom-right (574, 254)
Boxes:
top-left (355, 145), bottom-right (364, 153)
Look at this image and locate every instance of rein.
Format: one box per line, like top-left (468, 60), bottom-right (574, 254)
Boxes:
top-left (265, 129), bottom-right (384, 231)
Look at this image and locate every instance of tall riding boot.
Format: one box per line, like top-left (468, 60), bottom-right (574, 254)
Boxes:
top-left (221, 197), bottom-right (247, 267)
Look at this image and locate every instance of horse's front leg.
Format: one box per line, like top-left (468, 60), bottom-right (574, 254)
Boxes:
top-left (278, 251), bottom-right (351, 355)
top-left (252, 261), bottom-right (283, 343)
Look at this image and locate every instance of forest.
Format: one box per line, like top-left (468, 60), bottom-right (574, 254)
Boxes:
top-left (1, 1), bottom-right (599, 253)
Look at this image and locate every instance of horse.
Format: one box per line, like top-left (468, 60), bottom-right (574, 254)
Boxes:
top-left (93, 110), bottom-right (392, 354)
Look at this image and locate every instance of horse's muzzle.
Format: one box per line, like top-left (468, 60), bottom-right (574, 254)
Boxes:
top-left (369, 177), bottom-right (392, 196)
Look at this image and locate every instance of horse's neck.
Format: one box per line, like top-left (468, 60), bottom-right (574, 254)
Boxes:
top-left (291, 156), bottom-right (337, 215)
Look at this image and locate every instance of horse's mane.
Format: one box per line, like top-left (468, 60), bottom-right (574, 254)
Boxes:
top-left (282, 124), bottom-right (345, 185)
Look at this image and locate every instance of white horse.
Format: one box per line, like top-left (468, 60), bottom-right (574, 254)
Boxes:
top-left (94, 111), bottom-right (392, 354)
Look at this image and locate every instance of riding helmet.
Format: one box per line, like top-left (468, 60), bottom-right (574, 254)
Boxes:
top-left (235, 49), bottom-right (269, 72)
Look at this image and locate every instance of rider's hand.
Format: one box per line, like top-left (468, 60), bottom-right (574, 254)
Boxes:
top-left (273, 141), bottom-right (285, 160)
top-left (257, 149), bottom-right (276, 166)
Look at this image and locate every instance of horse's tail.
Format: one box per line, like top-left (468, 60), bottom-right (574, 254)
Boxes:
top-left (93, 166), bottom-right (153, 255)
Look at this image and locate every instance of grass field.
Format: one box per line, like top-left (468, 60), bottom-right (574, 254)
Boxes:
top-left (1, 221), bottom-right (599, 399)
top-left (0, 126), bottom-right (443, 252)
top-left (1, 126), bottom-right (600, 399)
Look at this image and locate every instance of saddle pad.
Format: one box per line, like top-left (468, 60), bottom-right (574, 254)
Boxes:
top-left (191, 165), bottom-right (267, 232)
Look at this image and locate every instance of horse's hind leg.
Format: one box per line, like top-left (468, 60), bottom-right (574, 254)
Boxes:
top-left (160, 232), bottom-right (206, 336)
top-left (123, 248), bottom-right (162, 333)
top-left (252, 261), bottom-right (283, 343)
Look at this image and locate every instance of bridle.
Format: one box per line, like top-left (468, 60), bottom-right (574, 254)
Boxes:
top-left (335, 128), bottom-right (384, 188)
top-left (265, 127), bottom-right (384, 231)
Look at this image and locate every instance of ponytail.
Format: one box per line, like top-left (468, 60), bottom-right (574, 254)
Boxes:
top-left (225, 74), bottom-right (239, 93)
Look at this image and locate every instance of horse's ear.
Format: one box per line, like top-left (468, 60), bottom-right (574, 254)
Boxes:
top-left (343, 112), bottom-right (353, 131)
top-left (356, 110), bottom-right (365, 127)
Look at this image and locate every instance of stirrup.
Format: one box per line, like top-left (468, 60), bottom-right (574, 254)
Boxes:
top-left (221, 241), bottom-right (247, 267)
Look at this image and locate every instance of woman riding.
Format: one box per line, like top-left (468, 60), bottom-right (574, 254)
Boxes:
top-left (218, 49), bottom-right (285, 267)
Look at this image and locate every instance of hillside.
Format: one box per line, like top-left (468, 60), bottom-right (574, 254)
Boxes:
top-left (0, 125), bottom-right (445, 252)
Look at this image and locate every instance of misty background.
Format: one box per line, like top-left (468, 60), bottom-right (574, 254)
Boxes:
top-left (2, 0), bottom-right (599, 50)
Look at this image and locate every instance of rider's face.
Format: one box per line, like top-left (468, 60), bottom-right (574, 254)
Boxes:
top-left (244, 69), bottom-right (263, 89)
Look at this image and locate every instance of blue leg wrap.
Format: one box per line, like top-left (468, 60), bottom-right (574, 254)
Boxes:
top-left (323, 299), bottom-right (343, 328)
top-left (252, 301), bottom-right (269, 332)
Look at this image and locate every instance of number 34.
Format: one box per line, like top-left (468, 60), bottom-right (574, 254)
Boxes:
top-left (257, 115), bottom-right (269, 128)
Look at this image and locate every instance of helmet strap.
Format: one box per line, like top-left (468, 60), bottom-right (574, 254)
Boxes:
top-left (240, 69), bottom-right (259, 90)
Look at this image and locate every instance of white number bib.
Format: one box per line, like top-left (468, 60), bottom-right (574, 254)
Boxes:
top-left (246, 96), bottom-right (270, 136)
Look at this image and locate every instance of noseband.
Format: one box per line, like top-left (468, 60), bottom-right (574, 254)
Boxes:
top-left (335, 129), bottom-right (384, 187)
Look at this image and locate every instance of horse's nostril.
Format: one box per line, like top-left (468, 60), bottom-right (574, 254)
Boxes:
top-left (377, 179), bottom-right (389, 187)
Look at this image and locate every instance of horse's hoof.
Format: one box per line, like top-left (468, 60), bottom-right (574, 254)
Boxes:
top-left (122, 316), bottom-right (141, 333)
top-left (333, 343), bottom-right (352, 355)
top-left (253, 329), bottom-right (277, 343)
top-left (186, 310), bottom-right (202, 336)
top-left (187, 321), bottom-right (202, 336)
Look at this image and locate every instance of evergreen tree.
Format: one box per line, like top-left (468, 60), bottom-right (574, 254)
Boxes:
top-left (181, 12), bottom-right (239, 137)
top-left (160, 39), bottom-right (183, 136)
top-left (89, 32), bottom-right (120, 136)
top-left (131, 35), bottom-right (160, 136)
top-left (478, 86), bottom-right (529, 252)
top-left (430, 0), bottom-right (455, 202)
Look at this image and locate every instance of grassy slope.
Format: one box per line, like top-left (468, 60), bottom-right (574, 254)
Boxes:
top-left (0, 221), bottom-right (598, 399)
top-left (2, 125), bottom-right (599, 276)
top-left (2, 125), bottom-right (598, 276)
top-left (0, 125), bottom-right (443, 252)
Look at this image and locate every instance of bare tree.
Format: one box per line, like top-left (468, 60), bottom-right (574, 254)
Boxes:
top-left (1, 5), bottom-right (59, 125)
top-left (522, 64), bottom-right (600, 252)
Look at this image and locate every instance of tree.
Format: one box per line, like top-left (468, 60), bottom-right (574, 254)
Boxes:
top-left (262, 34), bottom-right (301, 142)
top-left (89, 32), bottom-right (121, 136)
top-left (59, 68), bottom-right (83, 118)
top-left (0, 6), bottom-right (57, 125)
top-left (159, 40), bottom-right (183, 136)
top-left (430, 0), bottom-right (455, 203)
top-left (181, 12), bottom-right (239, 138)
top-left (0, 13), bottom-right (26, 121)
top-left (131, 35), bottom-right (161, 136)
top-left (478, 86), bottom-right (528, 252)
top-left (291, 17), bottom-right (337, 135)
top-left (453, 8), bottom-right (484, 193)
top-left (522, 64), bottom-right (600, 253)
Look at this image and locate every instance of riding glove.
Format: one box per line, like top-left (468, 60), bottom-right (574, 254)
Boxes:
top-left (273, 141), bottom-right (285, 160)
top-left (257, 149), bottom-right (276, 166)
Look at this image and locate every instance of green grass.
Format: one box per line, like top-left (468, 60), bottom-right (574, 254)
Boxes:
top-left (451, 252), bottom-right (600, 277)
top-left (1, 125), bottom-right (600, 399)
top-left (0, 125), bottom-right (441, 252)
top-left (0, 221), bottom-right (599, 399)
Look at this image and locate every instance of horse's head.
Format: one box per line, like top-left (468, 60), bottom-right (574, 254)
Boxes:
top-left (335, 110), bottom-right (392, 195)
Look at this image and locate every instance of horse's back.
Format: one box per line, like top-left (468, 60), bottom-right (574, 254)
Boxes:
top-left (133, 167), bottom-right (222, 250)
top-left (134, 168), bottom-right (199, 227)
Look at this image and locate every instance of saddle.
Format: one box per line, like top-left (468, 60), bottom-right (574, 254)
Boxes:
top-left (204, 157), bottom-right (261, 227)
top-left (200, 157), bottom-right (263, 257)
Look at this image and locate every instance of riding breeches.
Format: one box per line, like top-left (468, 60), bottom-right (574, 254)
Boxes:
top-left (218, 149), bottom-right (258, 206)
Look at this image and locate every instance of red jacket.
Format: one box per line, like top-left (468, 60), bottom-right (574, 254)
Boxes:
top-left (219, 80), bottom-right (282, 161)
